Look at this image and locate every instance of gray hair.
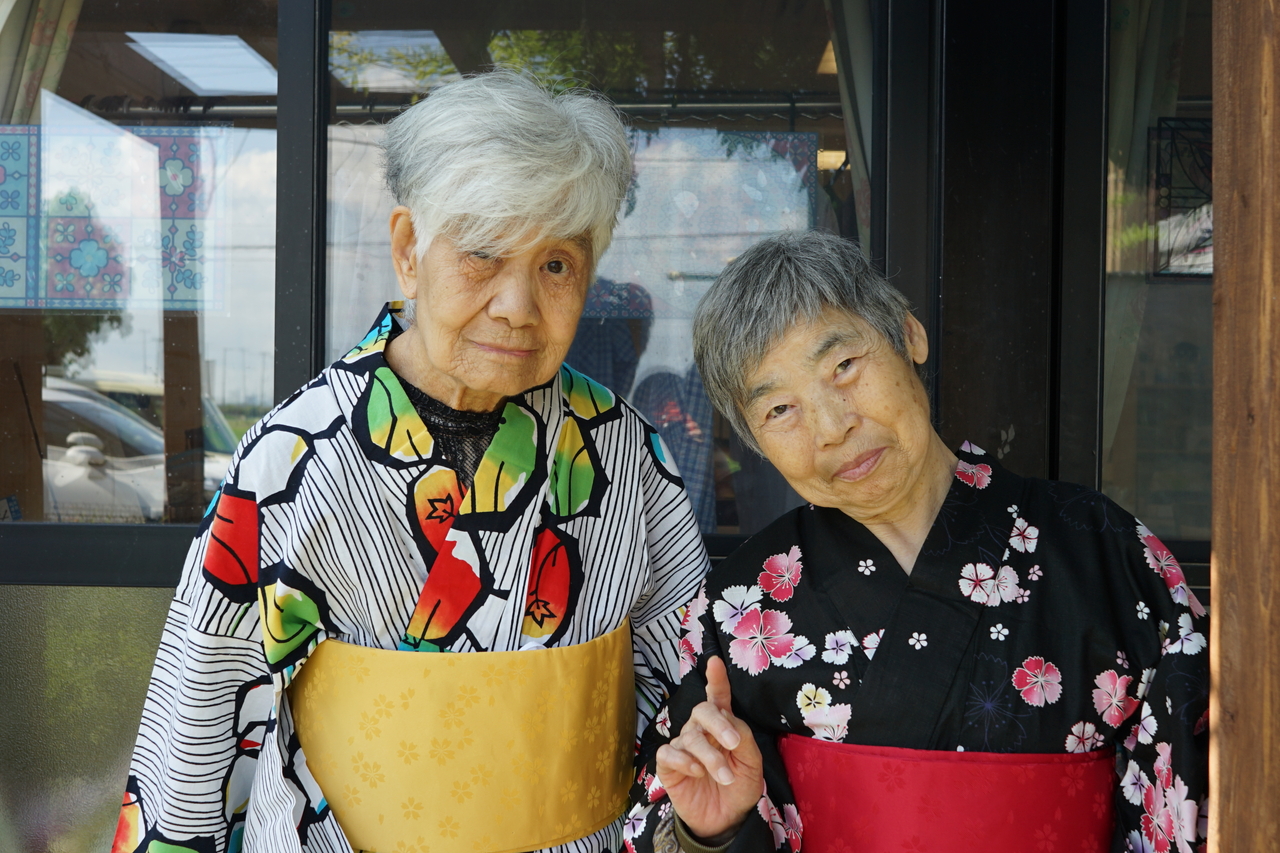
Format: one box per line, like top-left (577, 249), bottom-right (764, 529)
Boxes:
top-left (382, 69), bottom-right (632, 267)
top-left (693, 230), bottom-right (915, 451)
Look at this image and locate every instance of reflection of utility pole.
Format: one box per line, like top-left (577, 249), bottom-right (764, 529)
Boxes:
top-left (260, 351), bottom-right (268, 408)
top-left (222, 347), bottom-right (229, 405)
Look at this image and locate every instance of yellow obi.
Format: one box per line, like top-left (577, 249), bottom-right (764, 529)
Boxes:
top-left (289, 619), bottom-right (636, 853)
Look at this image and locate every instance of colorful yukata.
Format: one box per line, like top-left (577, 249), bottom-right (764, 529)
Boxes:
top-left (114, 304), bottom-right (708, 853)
top-left (625, 444), bottom-right (1208, 853)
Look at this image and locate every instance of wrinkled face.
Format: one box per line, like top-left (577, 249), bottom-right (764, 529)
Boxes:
top-left (742, 309), bottom-right (935, 520)
top-left (394, 216), bottom-right (592, 407)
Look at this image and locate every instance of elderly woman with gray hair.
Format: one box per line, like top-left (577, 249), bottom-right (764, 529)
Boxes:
top-left (116, 71), bottom-right (708, 853)
top-left (622, 231), bottom-right (1207, 853)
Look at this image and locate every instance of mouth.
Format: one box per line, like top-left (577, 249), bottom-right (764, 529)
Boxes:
top-left (471, 341), bottom-right (537, 359)
top-left (833, 446), bottom-right (886, 482)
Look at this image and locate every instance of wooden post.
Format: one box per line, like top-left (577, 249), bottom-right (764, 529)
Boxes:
top-left (1210, 1), bottom-right (1280, 849)
top-left (162, 311), bottom-right (204, 523)
top-left (0, 313), bottom-right (45, 521)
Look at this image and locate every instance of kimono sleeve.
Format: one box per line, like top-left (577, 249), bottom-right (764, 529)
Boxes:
top-left (1112, 524), bottom-right (1209, 853)
top-left (114, 480), bottom-right (274, 853)
top-left (622, 602), bottom-right (801, 853)
top-left (628, 427), bottom-right (712, 736)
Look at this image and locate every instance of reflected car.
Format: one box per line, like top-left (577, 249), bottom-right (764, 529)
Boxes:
top-left (42, 377), bottom-right (233, 523)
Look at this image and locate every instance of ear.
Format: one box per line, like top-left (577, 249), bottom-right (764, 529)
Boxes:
top-left (903, 313), bottom-right (929, 365)
top-left (389, 206), bottom-right (420, 299)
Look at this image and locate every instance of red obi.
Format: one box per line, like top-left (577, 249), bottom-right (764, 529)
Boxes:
top-left (777, 735), bottom-right (1115, 852)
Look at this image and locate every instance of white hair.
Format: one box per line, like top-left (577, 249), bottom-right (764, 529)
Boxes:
top-left (382, 69), bottom-right (633, 268)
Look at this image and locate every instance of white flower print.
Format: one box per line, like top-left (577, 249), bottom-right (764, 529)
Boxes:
top-left (796, 683), bottom-right (831, 714)
top-left (822, 630), bottom-right (856, 665)
top-left (1065, 720), bottom-right (1104, 753)
top-left (1015, 589), bottom-right (1031, 604)
top-left (1136, 667), bottom-right (1157, 699)
top-left (623, 803), bottom-right (651, 840)
top-left (1027, 565), bottom-right (1043, 581)
top-left (990, 623), bottom-right (1009, 641)
top-left (909, 632), bottom-right (928, 650)
top-left (1009, 517), bottom-right (1039, 553)
top-left (775, 635), bottom-right (816, 668)
top-left (1120, 760), bottom-right (1151, 805)
top-left (861, 629), bottom-right (883, 659)
top-left (1007, 504), bottom-right (1018, 515)
top-left (1136, 600), bottom-right (1150, 620)
top-left (1164, 613), bottom-right (1207, 656)
top-left (961, 440), bottom-right (987, 455)
top-left (1127, 830), bottom-right (1157, 853)
top-left (832, 670), bottom-right (850, 688)
top-left (713, 584), bottom-right (763, 633)
top-left (857, 559), bottom-right (876, 575)
top-left (1135, 703), bottom-right (1158, 744)
top-left (757, 796), bottom-right (787, 850)
top-left (959, 562), bottom-right (996, 605)
top-left (1117, 650), bottom-right (1130, 669)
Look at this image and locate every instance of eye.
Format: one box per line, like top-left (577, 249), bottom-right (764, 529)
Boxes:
top-left (545, 258), bottom-right (567, 275)
top-left (470, 250), bottom-right (494, 261)
top-left (836, 357), bottom-right (853, 372)
top-left (766, 403), bottom-right (789, 419)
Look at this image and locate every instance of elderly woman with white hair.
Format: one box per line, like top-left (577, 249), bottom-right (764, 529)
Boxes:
top-left (622, 231), bottom-right (1208, 853)
top-left (114, 71), bottom-right (708, 853)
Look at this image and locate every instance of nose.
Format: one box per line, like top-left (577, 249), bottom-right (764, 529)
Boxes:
top-left (811, 393), bottom-right (859, 448)
top-left (486, 263), bottom-right (540, 328)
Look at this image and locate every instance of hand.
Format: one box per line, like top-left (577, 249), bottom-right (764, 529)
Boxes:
top-left (656, 656), bottom-right (764, 843)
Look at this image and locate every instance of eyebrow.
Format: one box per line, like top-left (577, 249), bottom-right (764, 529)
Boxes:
top-left (809, 329), bottom-right (867, 364)
top-left (743, 380), bottom-right (778, 409)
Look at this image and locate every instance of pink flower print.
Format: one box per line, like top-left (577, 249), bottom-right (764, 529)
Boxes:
top-left (1015, 588), bottom-right (1031, 604)
top-left (1142, 783), bottom-right (1177, 853)
top-left (822, 630), bottom-right (856, 664)
top-left (1135, 703), bottom-right (1159, 744)
top-left (833, 670), bottom-right (850, 688)
top-left (1140, 526), bottom-right (1207, 617)
top-left (1194, 708), bottom-right (1208, 736)
top-left (1009, 517), bottom-right (1039, 553)
top-left (1065, 720), bottom-right (1104, 753)
top-left (713, 584), bottom-right (763, 633)
top-left (992, 565), bottom-right (1022, 604)
top-left (959, 562), bottom-right (996, 605)
top-left (1012, 656), bottom-right (1063, 706)
top-left (680, 583), bottom-right (708, 629)
top-left (1092, 669), bottom-right (1140, 727)
top-left (776, 634), bottom-right (816, 668)
top-left (1154, 742), bottom-right (1174, 788)
top-left (803, 702), bottom-right (852, 742)
top-left (757, 795), bottom-right (787, 850)
top-left (1164, 775), bottom-right (1198, 853)
top-left (1027, 564), bottom-right (1043, 581)
top-left (644, 771), bottom-right (666, 803)
top-left (654, 706), bottom-right (671, 738)
top-left (960, 440), bottom-right (987, 455)
top-left (759, 546), bottom-right (803, 602)
top-left (861, 629), bottom-right (883, 659)
top-left (782, 804), bottom-right (803, 850)
top-left (728, 608), bottom-right (797, 676)
top-left (955, 460), bottom-right (993, 489)
top-left (1117, 650), bottom-right (1130, 669)
top-left (678, 636), bottom-right (699, 678)
top-left (622, 803), bottom-right (650, 841)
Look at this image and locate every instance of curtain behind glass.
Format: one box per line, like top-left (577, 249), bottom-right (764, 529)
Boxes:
top-left (827, 0), bottom-right (873, 248)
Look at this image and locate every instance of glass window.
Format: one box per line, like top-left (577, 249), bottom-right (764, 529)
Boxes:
top-left (326, 0), bottom-right (874, 535)
top-left (1101, 0), bottom-right (1212, 541)
top-left (0, 0), bottom-right (277, 525)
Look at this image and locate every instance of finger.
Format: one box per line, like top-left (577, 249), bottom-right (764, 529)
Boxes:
top-left (704, 655), bottom-right (733, 712)
top-left (688, 701), bottom-right (741, 751)
top-left (679, 727), bottom-right (736, 786)
top-left (657, 742), bottom-right (706, 780)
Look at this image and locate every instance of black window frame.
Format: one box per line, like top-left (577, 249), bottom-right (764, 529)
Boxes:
top-left (0, 0), bottom-right (1206, 589)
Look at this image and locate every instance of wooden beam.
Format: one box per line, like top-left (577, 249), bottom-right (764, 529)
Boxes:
top-left (1210, 0), bottom-right (1280, 848)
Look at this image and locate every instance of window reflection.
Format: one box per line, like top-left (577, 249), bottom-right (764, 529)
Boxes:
top-left (0, 0), bottom-right (276, 526)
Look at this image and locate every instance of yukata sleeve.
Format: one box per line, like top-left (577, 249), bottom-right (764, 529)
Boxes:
top-left (622, 608), bottom-right (802, 853)
top-left (114, 477), bottom-right (275, 853)
top-left (628, 427), bottom-right (712, 737)
top-left (1112, 523), bottom-right (1209, 853)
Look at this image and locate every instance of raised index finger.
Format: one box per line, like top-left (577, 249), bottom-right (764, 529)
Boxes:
top-left (704, 655), bottom-right (733, 713)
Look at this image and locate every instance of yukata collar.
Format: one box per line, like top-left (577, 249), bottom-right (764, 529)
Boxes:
top-left (842, 440), bottom-right (1029, 746)
top-left (333, 303), bottom-right (561, 499)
